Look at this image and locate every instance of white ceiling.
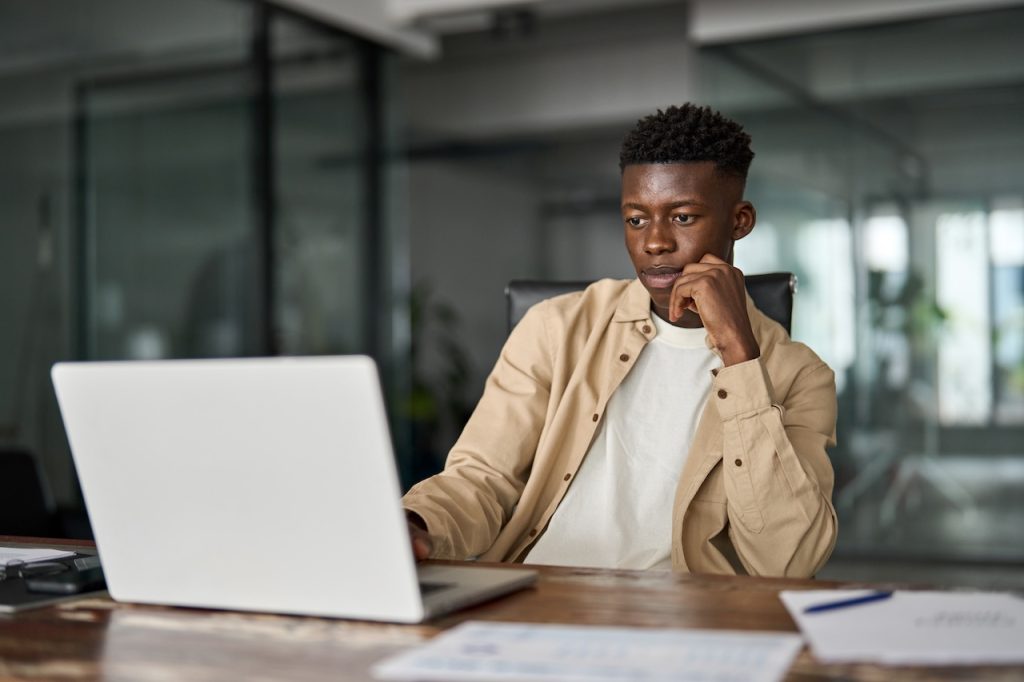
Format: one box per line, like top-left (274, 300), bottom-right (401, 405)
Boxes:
top-left (4, 0), bottom-right (1022, 69)
top-left (690, 0), bottom-right (1024, 44)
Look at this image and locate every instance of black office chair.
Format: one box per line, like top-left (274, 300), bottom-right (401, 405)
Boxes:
top-left (0, 448), bottom-right (60, 537)
top-left (506, 272), bottom-right (797, 335)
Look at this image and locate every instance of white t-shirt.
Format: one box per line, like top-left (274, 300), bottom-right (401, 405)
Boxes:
top-left (524, 313), bottom-right (719, 570)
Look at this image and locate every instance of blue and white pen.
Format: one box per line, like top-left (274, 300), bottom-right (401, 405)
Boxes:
top-left (803, 591), bottom-right (893, 614)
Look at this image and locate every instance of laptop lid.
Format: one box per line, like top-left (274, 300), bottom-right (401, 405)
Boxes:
top-left (52, 356), bottom-right (429, 622)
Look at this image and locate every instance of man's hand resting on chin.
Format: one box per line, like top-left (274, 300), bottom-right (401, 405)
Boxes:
top-left (668, 253), bottom-right (760, 367)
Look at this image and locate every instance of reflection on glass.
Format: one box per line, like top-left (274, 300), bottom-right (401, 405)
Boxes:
top-left (936, 212), bottom-right (991, 425)
top-left (272, 15), bottom-right (366, 356)
top-left (85, 75), bottom-right (259, 360)
top-left (795, 219), bottom-right (856, 393)
top-left (990, 200), bottom-right (1024, 425)
top-left (735, 221), bottom-right (778, 275)
top-left (698, 5), bottom-right (1024, 565)
top-left (864, 214), bottom-right (908, 274)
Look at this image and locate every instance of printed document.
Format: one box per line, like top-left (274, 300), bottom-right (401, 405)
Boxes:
top-left (0, 547), bottom-right (76, 564)
top-left (373, 621), bottom-right (803, 682)
top-left (780, 589), bottom-right (1024, 665)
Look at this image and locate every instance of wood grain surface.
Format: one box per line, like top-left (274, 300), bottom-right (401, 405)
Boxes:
top-left (0, 537), bottom-right (1020, 681)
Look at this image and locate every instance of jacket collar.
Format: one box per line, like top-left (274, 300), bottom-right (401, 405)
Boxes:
top-left (612, 278), bottom-right (655, 322)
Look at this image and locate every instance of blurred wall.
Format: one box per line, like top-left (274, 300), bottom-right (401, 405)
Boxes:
top-left (401, 3), bottom-right (694, 397)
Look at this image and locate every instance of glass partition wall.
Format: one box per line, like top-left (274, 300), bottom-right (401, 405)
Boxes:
top-left (698, 7), bottom-right (1024, 566)
top-left (78, 6), bottom-right (384, 361)
top-left (0, 0), bottom-right (404, 535)
top-left (79, 54), bottom-right (260, 361)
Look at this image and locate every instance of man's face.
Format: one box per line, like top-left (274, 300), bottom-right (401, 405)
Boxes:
top-left (621, 161), bottom-right (753, 316)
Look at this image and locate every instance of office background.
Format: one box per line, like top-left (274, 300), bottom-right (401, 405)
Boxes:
top-left (1, 0), bottom-right (1022, 587)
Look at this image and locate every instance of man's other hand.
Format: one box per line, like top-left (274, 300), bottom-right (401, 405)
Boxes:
top-left (406, 513), bottom-right (433, 561)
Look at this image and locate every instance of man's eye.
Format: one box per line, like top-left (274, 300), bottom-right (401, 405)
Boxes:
top-left (674, 214), bottom-right (696, 225)
top-left (626, 216), bottom-right (644, 227)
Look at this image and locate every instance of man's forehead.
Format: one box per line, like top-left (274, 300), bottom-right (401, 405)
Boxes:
top-left (622, 160), bottom-right (717, 179)
top-left (621, 161), bottom-right (733, 199)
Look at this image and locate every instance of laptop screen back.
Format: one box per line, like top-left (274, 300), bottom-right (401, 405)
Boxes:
top-left (52, 356), bottom-right (426, 622)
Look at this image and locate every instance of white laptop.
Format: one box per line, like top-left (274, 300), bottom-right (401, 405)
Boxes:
top-left (51, 356), bottom-right (535, 623)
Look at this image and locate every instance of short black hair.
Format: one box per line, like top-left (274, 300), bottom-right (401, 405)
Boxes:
top-left (619, 104), bottom-right (754, 178)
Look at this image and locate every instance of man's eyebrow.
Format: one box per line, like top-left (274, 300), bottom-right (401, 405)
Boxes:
top-left (621, 200), bottom-right (707, 210)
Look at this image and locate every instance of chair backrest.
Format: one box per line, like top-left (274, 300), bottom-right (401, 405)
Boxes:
top-left (0, 448), bottom-right (58, 537)
top-left (506, 272), bottom-right (796, 335)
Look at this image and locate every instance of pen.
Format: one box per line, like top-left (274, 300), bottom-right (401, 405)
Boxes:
top-left (803, 590), bottom-right (893, 614)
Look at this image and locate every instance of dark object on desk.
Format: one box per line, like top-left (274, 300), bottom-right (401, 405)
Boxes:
top-left (0, 555), bottom-right (105, 612)
top-left (26, 565), bottom-right (105, 595)
top-left (0, 448), bottom-right (59, 537)
top-left (506, 272), bottom-right (797, 335)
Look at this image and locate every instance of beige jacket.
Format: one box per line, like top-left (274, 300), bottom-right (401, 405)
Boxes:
top-left (403, 278), bottom-right (838, 577)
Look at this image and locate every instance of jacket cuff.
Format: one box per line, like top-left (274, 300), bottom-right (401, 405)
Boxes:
top-left (402, 498), bottom-right (450, 558)
top-left (712, 357), bottom-right (778, 420)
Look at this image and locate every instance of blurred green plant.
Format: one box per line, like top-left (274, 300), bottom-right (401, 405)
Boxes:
top-left (405, 282), bottom-right (474, 478)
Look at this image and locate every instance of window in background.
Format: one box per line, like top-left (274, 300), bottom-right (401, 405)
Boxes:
top-left (863, 210), bottom-right (911, 394)
top-left (272, 16), bottom-right (371, 357)
top-left (793, 218), bottom-right (856, 394)
top-left (82, 61), bottom-right (259, 360)
top-left (0, 0), bottom-right (398, 535)
top-left (0, 0), bottom-right (260, 528)
top-left (698, 5), bottom-right (1024, 565)
top-left (935, 211), bottom-right (991, 425)
top-left (865, 213), bottom-right (909, 274)
top-left (990, 198), bottom-right (1024, 426)
top-left (734, 182), bottom-right (857, 394)
top-left (734, 220), bottom-right (778, 275)
top-left (77, 7), bottom-right (393, 364)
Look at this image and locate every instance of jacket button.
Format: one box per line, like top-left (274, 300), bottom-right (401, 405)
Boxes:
top-left (563, 473), bottom-right (572, 481)
top-left (592, 413), bottom-right (599, 422)
top-left (711, 368), bottom-right (719, 376)
top-left (529, 529), bottom-right (537, 537)
top-left (717, 389), bottom-right (728, 399)
top-left (619, 353), bottom-right (629, 362)
top-left (734, 458), bottom-right (743, 467)
top-left (641, 325), bottom-right (651, 334)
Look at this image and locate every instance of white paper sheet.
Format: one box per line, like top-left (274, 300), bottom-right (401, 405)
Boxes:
top-left (0, 547), bottom-right (76, 565)
top-left (373, 621), bottom-right (803, 682)
top-left (780, 589), bottom-right (1024, 665)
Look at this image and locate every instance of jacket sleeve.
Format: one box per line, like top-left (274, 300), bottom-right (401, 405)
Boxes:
top-left (712, 357), bottom-right (838, 578)
top-left (401, 303), bottom-right (554, 559)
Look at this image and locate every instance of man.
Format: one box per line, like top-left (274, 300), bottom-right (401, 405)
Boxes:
top-left (403, 104), bottom-right (837, 577)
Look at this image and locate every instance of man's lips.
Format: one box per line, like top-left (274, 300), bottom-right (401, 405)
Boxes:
top-left (639, 267), bottom-right (682, 290)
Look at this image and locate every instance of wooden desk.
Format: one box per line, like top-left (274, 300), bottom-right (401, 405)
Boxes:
top-left (0, 537), bottom-right (1020, 681)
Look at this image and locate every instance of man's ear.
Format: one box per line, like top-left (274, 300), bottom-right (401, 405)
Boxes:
top-left (732, 201), bottom-right (756, 241)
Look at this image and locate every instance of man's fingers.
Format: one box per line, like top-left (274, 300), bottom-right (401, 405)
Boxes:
top-left (670, 296), bottom-right (693, 322)
top-left (412, 535), bottom-right (432, 561)
top-left (699, 253), bottom-right (729, 265)
top-left (408, 521), bottom-right (433, 561)
top-left (669, 272), bottom-right (709, 321)
top-left (670, 294), bottom-right (699, 322)
top-left (669, 266), bottom-right (741, 323)
top-left (680, 262), bottom-right (721, 276)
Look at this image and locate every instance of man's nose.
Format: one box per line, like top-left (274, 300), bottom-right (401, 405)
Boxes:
top-left (644, 219), bottom-right (676, 254)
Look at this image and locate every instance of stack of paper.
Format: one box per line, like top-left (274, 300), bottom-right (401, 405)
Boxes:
top-left (0, 547), bottom-right (76, 564)
top-left (374, 621), bottom-right (803, 682)
top-left (780, 589), bottom-right (1024, 665)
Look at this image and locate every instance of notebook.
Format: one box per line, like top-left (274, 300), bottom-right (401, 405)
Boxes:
top-left (51, 356), bottom-right (534, 623)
